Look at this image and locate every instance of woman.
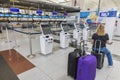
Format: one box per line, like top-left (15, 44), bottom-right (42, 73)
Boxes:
top-left (91, 24), bottom-right (113, 67)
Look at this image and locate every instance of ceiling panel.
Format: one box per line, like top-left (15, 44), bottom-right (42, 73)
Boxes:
top-left (1, 0), bottom-right (120, 12)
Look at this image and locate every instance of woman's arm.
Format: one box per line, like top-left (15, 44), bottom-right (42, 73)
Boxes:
top-left (106, 40), bottom-right (113, 44)
top-left (106, 40), bottom-right (109, 44)
top-left (90, 38), bottom-right (94, 44)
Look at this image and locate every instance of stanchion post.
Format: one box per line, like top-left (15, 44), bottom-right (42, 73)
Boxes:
top-left (27, 33), bottom-right (36, 58)
top-left (13, 27), bottom-right (20, 48)
top-left (5, 27), bottom-right (12, 60)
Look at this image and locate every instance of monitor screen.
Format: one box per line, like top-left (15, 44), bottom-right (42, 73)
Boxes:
top-left (68, 23), bottom-right (76, 29)
top-left (62, 23), bottom-right (75, 31)
top-left (41, 24), bottom-right (52, 35)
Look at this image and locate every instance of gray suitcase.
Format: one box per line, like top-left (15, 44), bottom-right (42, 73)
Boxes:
top-left (92, 40), bottom-right (105, 69)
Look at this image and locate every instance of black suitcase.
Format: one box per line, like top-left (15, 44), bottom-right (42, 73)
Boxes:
top-left (67, 41), bottom-right (85, 79)
top-left (0, 28), bottom-right (2, 33)
top-left (92, 40), bottom-right (105, 69)
top-left (67, 49), bottom-right (80, 79)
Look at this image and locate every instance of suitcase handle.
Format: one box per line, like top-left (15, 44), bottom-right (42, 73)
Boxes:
top-left (94, 40), bottom-right (101, 54)
top-left (79, 40), bottom-right (85, 56)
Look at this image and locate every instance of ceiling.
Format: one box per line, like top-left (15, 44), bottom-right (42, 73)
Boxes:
top-left (0, 0), bottom-right (80, 13)
top-left (42, 0), bottom-right (120, 11)
top-left (37, 0), bottom-right (120, 11)
top-left (79, 0), bottom-right (120, 11)
top-left (1, 0), bottom-right (120, 13)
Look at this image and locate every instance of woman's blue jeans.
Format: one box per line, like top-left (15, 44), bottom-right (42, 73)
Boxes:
top-left (93, 47), bottom-right (113, 66)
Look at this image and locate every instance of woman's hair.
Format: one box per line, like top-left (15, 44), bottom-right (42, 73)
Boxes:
top-left (96, 24), bottom-right (105, 36)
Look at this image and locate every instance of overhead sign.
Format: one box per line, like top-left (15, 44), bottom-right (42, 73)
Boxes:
top-left (36, 10), bottom-right (42, 14)
top-left (80, 12), bottom-right (90, 18)
top-left (107, 11), bottom-right (117, 17)
top-left (99, 11), bottom-right (117, 17)
top-left (99, 12), bottom-right (108, 17)
top-left (64, 12), bottom-right (68, 16)
top-left (52, 11), bottom-right (57, 15)
top-left (10, 7), bottom-right (19, 13)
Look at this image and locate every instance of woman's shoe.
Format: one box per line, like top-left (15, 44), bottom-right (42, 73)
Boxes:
top-left (108, 65), bottom-right (113, 68)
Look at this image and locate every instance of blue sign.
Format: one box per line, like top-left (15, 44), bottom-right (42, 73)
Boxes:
top-left (52, 11), bottom-right (57, 15)
top-left (0, 13), bottom-right (4, 17)
top-left (42, 15), bottom-right (49, 18)
top-left (23, 14), bottom-right (29, 18)
top-left (86, 19), bottom-right (92, 24)
top-left (36, 10), bottom-right (42, 14)
top-left (28, 15), bottom-right (32, 18)
top-left (64, 12), bottom-right (68, 16)
top-left (10, 7), bottom-right (19, 13)
top-left (10, 14), bottom-right (18, 17)
top-left (33, 15), bottom-right (38, 18)
top-left (99, 12), bottom-right (108, 17)
top-left (80, 12), bottom-right (90, 18)
top-left (4, 14), bottom-right (10, 17)
top-left (107, 11), bottom-right (117, 17)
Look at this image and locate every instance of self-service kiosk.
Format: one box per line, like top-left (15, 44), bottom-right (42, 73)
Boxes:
top-left (60, 24), bottom-right (70, 48)
top-left (40, 24), bottom-right (53, 55)
top-left (82, 27), bottom-right (90, 41)
top-left (70, 23), bottom-right (81, 44)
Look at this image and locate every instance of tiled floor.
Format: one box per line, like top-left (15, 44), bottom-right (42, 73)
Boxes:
top-left (0, 30), bottom-right (120, 80)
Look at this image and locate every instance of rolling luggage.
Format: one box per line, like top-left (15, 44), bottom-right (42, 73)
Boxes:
top-left (92, 40), bottom-right (105, 69)
top-left (67, 49), bottom-right (80, 79)
top-left (0, 29), bottom-right (2, 33)
top-left (67, 41), bottom-right (85, 79)
top-left (76, 55), bottom-right (97, 80)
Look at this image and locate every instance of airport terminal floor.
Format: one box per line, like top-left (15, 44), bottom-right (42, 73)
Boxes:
top-left (0, 28), bottom-right (120, 80)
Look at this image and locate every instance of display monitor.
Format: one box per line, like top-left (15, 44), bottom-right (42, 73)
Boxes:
top-left (41, 24), bottom-right (52, 35)
top-left (61, 23), bottom-right (75, 32)
top-left (68, 23), bottom-right (76, 29)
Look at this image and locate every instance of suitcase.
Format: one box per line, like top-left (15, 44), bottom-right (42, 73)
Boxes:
top-left (92, 40), bottom-right (105, 69)
top-left (67, 49), bottom-right (80, 79)
top-left (76, 55), bottom-right (97, 80)
top-left (0, 29), bottom-right (2, 33)
top-left (92, 51), bottom-right (105, 69)
top-left (67, 41), bottom-right (85, 79)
